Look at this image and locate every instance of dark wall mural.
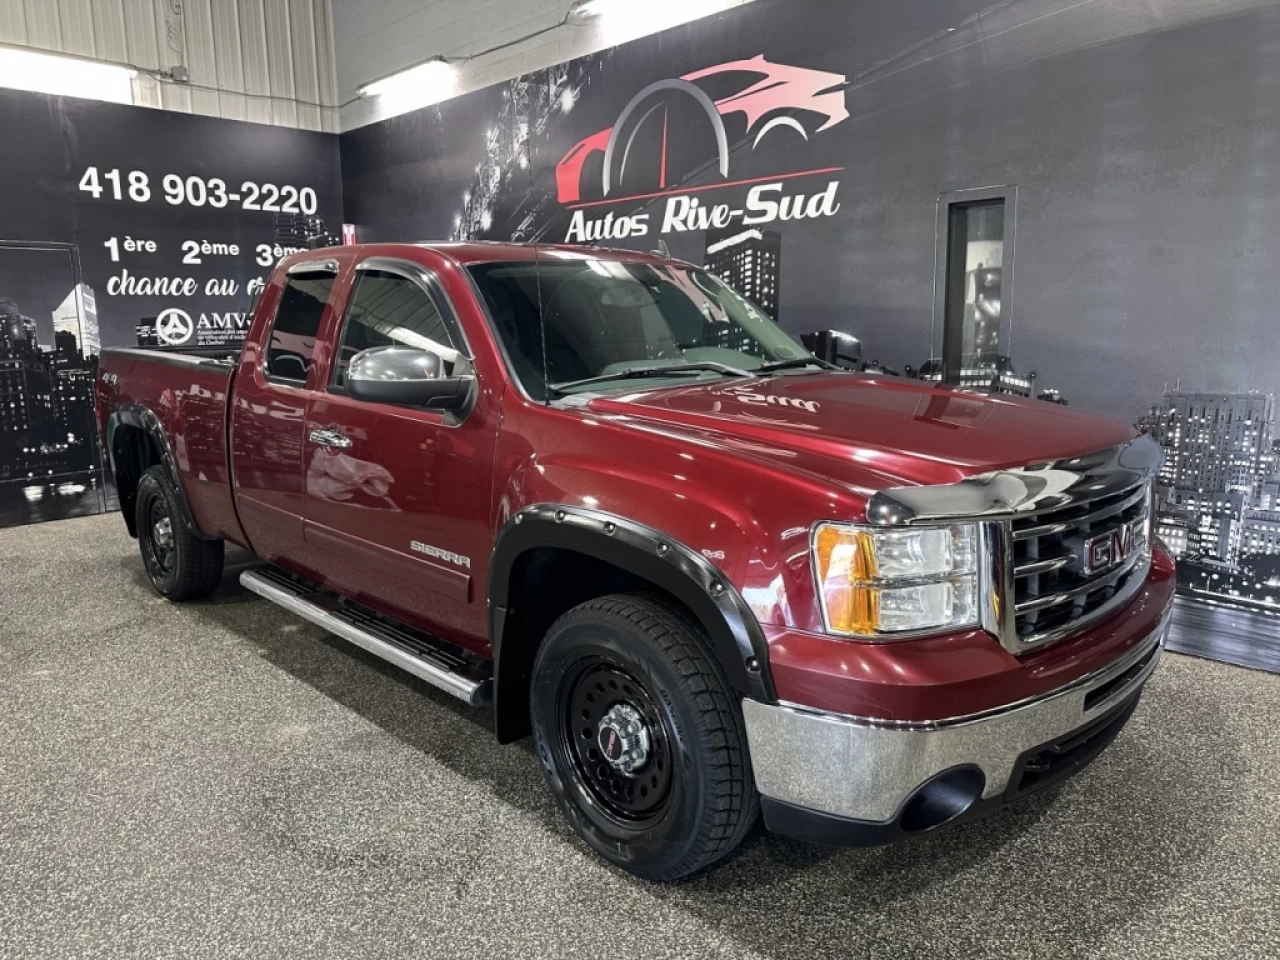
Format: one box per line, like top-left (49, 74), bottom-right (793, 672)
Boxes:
top-left (341, 0), bottom-right (1280, 673)
top-left (0, 88), bottom-right (342, 528)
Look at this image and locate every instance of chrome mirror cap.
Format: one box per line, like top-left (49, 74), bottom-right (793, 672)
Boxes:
top-left (347, 345), bottom-right (443, 384)
top-left (346, 345), bottom-right (472, 411)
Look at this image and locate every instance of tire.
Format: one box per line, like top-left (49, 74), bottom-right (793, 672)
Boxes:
top-left (135, 465), bottom-right (224, 601)
top-left (530, 593), bottom-right (759, 881)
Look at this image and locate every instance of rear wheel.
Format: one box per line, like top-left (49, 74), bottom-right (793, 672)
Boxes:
top-left (531, 593), bottom-right (758, 881)
top-left (135, 465), bottom-right (224, 600)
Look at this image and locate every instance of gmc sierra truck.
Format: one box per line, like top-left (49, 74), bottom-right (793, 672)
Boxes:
top-left (97, 242), bottom-right (1174, 881)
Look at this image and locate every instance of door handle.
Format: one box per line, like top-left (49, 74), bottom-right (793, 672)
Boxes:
top-left (308, 428), bottom-right (352, 449)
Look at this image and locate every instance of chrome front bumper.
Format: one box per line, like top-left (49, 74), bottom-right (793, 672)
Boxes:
top-left (742, 611), bottom-right (1169, 830)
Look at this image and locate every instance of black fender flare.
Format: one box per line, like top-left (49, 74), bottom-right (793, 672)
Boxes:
top-left (488, 504), bottom-right (776, 738)
top-left (106, 404), bottom-right (213, 540)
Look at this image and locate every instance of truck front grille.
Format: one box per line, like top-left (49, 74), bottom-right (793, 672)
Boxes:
top-left (1009, 482), bottom-right (1152, 649)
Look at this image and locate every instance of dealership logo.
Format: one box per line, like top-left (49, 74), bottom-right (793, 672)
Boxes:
top-left (155, 308), bottom-right (195, 346)
top-left (556, 56), bottom-right (848, 205)
top-left (556, 56), bottom-right (849, 243)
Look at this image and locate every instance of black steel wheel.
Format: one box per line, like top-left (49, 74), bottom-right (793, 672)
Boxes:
top-left (142, 495), bottom-right (177, 581)
top-left (531, 593), bottom-right (758, 881)
top-left (562, 659), bottom-right (675, 823)
top-left (134, 465), bottom-right (224, 601)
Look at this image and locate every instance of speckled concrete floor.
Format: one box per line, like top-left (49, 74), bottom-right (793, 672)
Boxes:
top-left (1, 514), bottom-right (1278, 960)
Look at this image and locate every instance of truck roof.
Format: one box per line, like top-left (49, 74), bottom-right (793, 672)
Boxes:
top-left (304, 241), bottom-right (681, 268)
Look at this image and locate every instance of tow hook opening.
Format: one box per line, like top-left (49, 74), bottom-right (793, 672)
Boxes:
top-left (899, 767), bottom-right (985, 833)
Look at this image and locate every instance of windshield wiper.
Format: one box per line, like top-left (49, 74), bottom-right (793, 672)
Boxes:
top-left (550, 361), bottom-right (753, 393)
top-left (756, 357), bottom-right (836, 374)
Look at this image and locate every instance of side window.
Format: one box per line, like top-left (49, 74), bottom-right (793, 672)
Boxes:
top-left (266, 271), bottom-right (336, 382)
top-left (331, 268), bottom-right (461, 388)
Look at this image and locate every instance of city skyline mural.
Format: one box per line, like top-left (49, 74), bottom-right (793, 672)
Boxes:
top-left (340, 0), bottom-right (1280, 675)
top-left (1139, 388), bottom-right (1280, 671)
top-left (0, 245), bottom-right (105, 527)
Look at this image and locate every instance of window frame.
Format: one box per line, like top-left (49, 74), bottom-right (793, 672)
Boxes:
top-left (261, 259), bottom-right (340, 386)
top-left (931, 185), bottom-right (1017, 386)
top-left (326, 256), bottom-right (473, 397)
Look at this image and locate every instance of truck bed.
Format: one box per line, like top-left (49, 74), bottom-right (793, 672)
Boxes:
top-left (97, 348), bottom-right (246, 546)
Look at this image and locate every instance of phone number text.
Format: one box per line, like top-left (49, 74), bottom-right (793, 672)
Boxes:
top-left (78, 166), bottom-right (318, 214)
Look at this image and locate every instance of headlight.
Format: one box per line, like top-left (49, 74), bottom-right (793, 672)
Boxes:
top-left (812, 522), bottom-right (981, 638)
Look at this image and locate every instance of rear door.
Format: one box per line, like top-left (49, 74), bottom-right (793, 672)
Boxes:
top-left (299, 254), bottom-right (498, 647)
top-left (230, 258), bottom-right (341, 568)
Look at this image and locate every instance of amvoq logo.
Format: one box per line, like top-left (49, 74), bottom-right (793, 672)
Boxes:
top-left (154, 308), bottom-right (195, 346)
top-left (146, 309), bottom-right (250, 348)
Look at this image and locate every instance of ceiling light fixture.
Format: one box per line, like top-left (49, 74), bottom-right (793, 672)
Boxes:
top-left (571, 0), bottom-right (731, 18)
top-left (358, 56), bottom-right (455, 101)
top-left (570, 0), bottom-right (743, 41)
top-left (0, 44), bottom-right (136, 105)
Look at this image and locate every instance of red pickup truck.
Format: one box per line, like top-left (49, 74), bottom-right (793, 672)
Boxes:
top-left (97, 242), bottom-right (1174, 880)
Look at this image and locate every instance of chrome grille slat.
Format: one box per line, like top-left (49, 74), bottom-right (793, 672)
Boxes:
top-left (1015, 568), bottom-right (1150, 651)
top-left (1009, 479), bottom-right (1152, 651)
top-left (1012, 484), bottom-right (1149, 541)
top-left (1014, 549), bottom-right (1146, 614)
top-left (1013, 552), bottom-right (1077, 578)
top-left (1013, 520), bottom-right (1071, 539)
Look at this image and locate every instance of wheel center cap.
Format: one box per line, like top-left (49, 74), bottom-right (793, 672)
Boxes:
top-left (597, 703), bottom-right (650, 775)
top-left (153, 517), bottom-right (174, 550)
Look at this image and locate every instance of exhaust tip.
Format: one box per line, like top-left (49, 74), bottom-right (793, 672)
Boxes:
top-left (899, 767), bottom-right (985, 833)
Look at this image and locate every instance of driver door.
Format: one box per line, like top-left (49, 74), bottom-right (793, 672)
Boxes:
top-left (299, 256), bottom-right (496, 646)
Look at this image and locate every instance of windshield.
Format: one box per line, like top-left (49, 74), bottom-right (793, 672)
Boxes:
top-left (468, 259), bottom-right (814, 399)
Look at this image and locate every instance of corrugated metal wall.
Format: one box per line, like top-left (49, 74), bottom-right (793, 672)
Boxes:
top-left (0, 0), bottom-right (338, 131)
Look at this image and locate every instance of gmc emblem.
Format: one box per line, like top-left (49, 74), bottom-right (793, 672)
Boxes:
top-left (1082, 518), bottom-right (1147, 576)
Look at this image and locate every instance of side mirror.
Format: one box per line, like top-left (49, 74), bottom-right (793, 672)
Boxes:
top-left (346, 345), bottom-right (472, 409)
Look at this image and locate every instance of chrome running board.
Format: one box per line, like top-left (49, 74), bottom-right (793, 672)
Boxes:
top-left (240, 567), bottom-right (492, 706)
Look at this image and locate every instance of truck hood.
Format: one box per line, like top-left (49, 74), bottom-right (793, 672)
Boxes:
top-left (584, 372), bottom-right (1135, 493)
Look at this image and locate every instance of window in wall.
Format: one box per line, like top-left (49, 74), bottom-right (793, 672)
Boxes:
top-left (266, 272), bottom-right (336, 381)
top-left (332, 269), bottom-right (461, 388)
top-left (937, 190), bottom-right (1013, 387)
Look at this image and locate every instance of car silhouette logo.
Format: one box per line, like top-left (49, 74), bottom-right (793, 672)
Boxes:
top-left (555, 55), bottom-right (849, 205)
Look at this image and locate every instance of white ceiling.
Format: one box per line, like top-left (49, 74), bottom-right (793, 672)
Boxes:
top-left (331, 0), bottom-right (755, 130)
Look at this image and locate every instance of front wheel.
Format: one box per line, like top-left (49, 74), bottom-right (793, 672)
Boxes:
top-left (531, 593), bottom-right (758, 881)
top-left (135, 465), bottom-right (224, 601)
